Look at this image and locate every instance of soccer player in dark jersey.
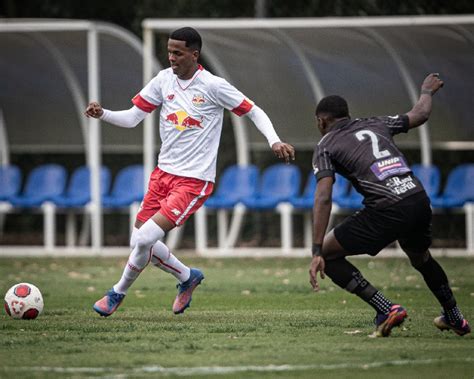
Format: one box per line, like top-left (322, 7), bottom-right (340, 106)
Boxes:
top-left (308, 73), bottom-right (470, 337)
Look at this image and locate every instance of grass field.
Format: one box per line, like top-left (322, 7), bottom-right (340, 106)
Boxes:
top-left (0, 256), bottom-right (473, 378)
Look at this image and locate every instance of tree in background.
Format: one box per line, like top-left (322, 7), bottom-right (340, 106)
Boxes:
top-left (1, 0), bottom-right (473, 36)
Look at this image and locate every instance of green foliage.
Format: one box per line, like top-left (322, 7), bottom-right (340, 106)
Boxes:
top-left (1, 0), bottom-right (473, 37)
top-left (0, 257), bottom-right (472, 378)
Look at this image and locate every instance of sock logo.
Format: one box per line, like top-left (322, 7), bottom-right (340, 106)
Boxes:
top-left (127, 261), bottom-right (142, 273)
top-left (352, 271), bottom-right (368, 288)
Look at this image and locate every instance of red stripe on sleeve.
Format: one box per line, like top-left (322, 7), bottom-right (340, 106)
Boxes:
top-left (132, 94), bottom-right (158, 113)
top-left (231, 99), bottom-right (254, 116)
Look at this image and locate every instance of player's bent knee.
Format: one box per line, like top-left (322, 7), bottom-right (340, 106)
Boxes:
top-left (323, 231), bottom-right (348, 261)
top-left (406, 250), bottom-right (431, 269)
top-left (133, 220), bottom-right (166, 251)
top-left (134, 230), bottom-right (157, 250)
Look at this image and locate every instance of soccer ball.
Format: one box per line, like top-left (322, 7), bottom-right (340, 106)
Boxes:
top-left (4, 283), bottom-right (44, 320)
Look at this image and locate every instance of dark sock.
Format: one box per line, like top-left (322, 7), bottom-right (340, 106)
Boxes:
top-left (368, 291), bottom-right (393, 315)
top-left (325, 258), bottom-right (392, 314)
top-left (444, 307), bottom-right (464, 324)
top-left (414, 255), bottom-right (462, 321)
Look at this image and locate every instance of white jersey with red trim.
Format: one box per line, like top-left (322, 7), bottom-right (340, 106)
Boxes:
top-left (132, 65), bottom-right (253, 182)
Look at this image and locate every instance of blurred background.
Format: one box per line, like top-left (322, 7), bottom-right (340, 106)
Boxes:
top-left (0, 0), bottom-right (473, 252)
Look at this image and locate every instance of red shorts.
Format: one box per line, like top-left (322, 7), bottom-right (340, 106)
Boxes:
top-left (136, 167), bottom-right (214, 226)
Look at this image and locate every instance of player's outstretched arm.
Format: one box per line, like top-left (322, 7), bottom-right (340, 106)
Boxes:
top-left (406, 73), bottom-right (444, 129)
top-left (85, 103), bottom-right (147, 129)
top-left (246, 105), bottom-right (295, 163)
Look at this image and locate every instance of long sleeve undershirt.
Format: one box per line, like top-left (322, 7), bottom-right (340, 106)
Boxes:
top-left (100, 106), bottom-right (146, 128)
top-left (246, 105), bottom-right (281, 147)
top-left (100, 104), bottom-right (281, 147)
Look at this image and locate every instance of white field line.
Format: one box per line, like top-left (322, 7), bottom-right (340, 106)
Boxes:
top-left (3, 357), bottom-right (473, 377)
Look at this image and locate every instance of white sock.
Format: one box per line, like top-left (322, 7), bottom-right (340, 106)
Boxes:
top-left (129, 226), bottom-right (139, 249)
top-left (151, 240), bottom-right (191, 283)
top-left (114, 220), bottom-right (165, 294)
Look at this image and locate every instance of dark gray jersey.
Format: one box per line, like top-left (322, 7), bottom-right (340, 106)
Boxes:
top-left (312, 115), bottom-right (424, 209)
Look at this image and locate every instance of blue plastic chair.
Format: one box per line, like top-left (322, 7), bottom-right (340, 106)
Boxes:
top-left (0, 165), bottom-right (22, 201)
top-left (205, 165), bottom-right (259, 209)
top-left (289, 173), bottom-right (351, 209)
top-left (51, 166), bottom-right (111, 208)
top-left (431, 164), bottom-right (474, 208)
top-left (102, 165), bottom-right (144, 208)
top-left (242, 164), bottom-right (301, 210)
top-left (8, 164), bottom-right (67, 207)
top-left (411, 164), bottom-right (441, 199)
top-left (289, 173), bottom-right (316, 209)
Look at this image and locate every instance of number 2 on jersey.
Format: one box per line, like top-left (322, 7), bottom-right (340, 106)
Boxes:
top-left (355, 130), bottom-right (390, 159)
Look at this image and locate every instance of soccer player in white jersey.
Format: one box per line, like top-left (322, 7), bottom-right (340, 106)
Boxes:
top-left (85, 27), bottom-right (295, 317)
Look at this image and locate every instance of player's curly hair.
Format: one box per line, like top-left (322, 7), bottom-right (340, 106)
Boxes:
top-left (315, 95), bottom-right (349, 119)
top-left (170, 27), bottom-right (202, 52)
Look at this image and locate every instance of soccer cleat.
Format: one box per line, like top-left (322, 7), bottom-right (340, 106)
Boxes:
top-left (434, 313), bottom-right (471, 336)
top-left (172, 268), bottom-right (204, 314)
top-left (93, 288), bottom-right (125, 317)
top-left (374, 304), bottom-right (408, 337)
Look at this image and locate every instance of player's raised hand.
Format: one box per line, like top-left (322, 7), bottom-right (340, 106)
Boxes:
top-left (421, 73), bottom-right (444, 96)
top-left (272, 142), bottom-right (295, 164)
top-left (85, 102), bottom-right (104, 118)
top-left (309, 256), bottom-right (326, 292)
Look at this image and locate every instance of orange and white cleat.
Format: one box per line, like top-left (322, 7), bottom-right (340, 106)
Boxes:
top-left (434, 313), bottom-right (471, 336)
top-left (172, 268), bottom-right (204, 314)
top-left (93, 289), bottom-right (125, 317)
top-left (374, 304), bottom-right (408, 337)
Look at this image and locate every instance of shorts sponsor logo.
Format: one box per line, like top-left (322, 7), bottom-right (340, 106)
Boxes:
top-left (171, 209), bottom-right (181, 216)
top-left (371, 156), bottom-right (410, 180)
top-left (386, 175), bottom-right (417, 195)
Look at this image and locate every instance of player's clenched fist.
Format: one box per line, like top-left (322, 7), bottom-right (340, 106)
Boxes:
top-left (272, 142), bottom-right (295, 164)
top-left (85, 102), bottom-right (104, 118)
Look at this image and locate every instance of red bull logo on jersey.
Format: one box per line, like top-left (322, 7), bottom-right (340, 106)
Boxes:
top-left (165, 110), bottom-right (203, 131)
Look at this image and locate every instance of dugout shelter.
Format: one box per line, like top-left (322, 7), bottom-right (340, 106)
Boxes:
top-left (1, 16), bottom-right (473, 255)
top-left (0, 19), bottom-right (161, 251)
top-left (142, 16), bottom-right (474, 256)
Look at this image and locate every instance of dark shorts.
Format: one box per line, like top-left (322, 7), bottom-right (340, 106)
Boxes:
top-left (334, 192), bottom-right (432, 256)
